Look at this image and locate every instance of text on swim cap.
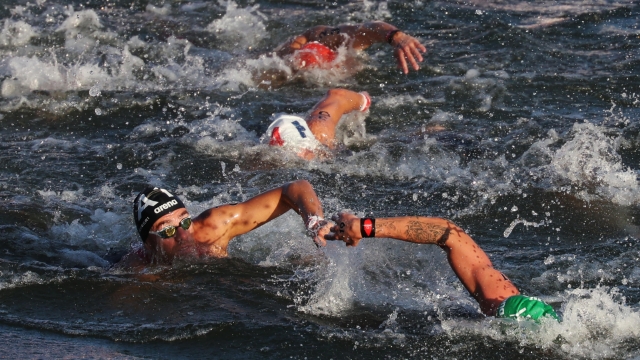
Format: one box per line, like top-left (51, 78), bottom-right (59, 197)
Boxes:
top-left (154, 199), bottom-right (178, 213)
top-left (291, 121), bottom-right (308, 138)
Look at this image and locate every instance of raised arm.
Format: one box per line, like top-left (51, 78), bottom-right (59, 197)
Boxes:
top-left (193, 180), bottom-right (330, 250)
top-left (274, 21), bottom-right (427, 74)
top-left (305, 88), bottom-right (370, 149)
top-left (327, 212), bottom-right (519, 315)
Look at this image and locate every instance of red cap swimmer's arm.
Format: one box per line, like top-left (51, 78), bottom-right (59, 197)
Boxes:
top-left (351, 21), bottom-right (427, 74)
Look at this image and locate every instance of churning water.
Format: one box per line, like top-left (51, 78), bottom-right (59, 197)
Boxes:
top-left (0, 0), bottom-right (639, 358)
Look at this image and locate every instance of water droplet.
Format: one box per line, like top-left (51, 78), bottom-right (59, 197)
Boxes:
top-left (89, 86), bottom-right (101, 97)
top-left (95, 108), bottom-right (102, 115)
top-left (116, 163), bottom-right (122, 170)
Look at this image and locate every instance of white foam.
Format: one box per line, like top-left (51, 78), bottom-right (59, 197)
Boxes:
top-left (464, 0), bottom-right (634, 16)
top-left (447, 69), bottom-right (506, 112)
top-left (56, 8), bottom-right (103, 34)
top-left (214, 66), bottom-right (257, 90)
top-left (0, 19), bottom-right (37, 47)
top-left (0, 20), bottom-right (218, 99)
top-left (439, 287), bottom-right (640, 358)
top-left (0, 271), bottom-right (45, 291)
top-left (518, 17), bottom-right (569, 29)
top-left (145, 4), bottom-right (171, 17)
top-left (1, 55), bottom-right (110, 97)
top-left (4, 56), bottom-right (64, 94)
top-left (188, 114), bottom-right (259, 157)
top-left (334, 111), bottom-right (369, 147)
top-left (181, 2), bottom-right (208, 12)
top-left (296, 229), bottom-right (473, 317)
top-left (298, 246), bottom-right (355, 316)
top-left (375, 94), bottom-right (434, 108)
top-left (548, 122), bottom-right (640, 205)
top-left (358, 1), bottom-right (392, 20)
top-left (503, 218), bottom-right (547, 238)
top-left (37, 184), bottom-right (134, 255)
top-left (206, 1), bottom-right (267, 51)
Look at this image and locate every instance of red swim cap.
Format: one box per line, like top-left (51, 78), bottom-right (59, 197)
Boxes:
top-left (292, 42), bottom-right (337, 69)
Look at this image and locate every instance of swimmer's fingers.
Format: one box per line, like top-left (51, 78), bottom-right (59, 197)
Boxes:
top-left (393, 34), bottom-right (426, 73)
top-left (404, 46), bottom-right (420, 71)
top-left (394, 47), bottom-right (410, 74)
top-left (396, 33), bottom-right (427, 55)
top-left (396, 44), bottom-right (421, 73)
top-left (410, 40), bottom-right (426, 62)
top-left (328, 211), bottom-right (363, 246)
top-left (328, 222), bottom-right (346, 240)
top-left (324, 231), bottom-right (340, 241)
top-left (313, 221), bottom-right (332, 247)
top-left (345, 237), bottom-right (361, 247)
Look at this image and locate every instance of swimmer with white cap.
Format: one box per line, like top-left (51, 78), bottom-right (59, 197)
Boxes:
top-left (264, 88), bottom-right (371, 160)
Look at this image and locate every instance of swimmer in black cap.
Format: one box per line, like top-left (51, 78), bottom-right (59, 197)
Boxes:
top-left (119, 180), bottom-right (331, 267)
top-left (275, 21), bottom-right (426, 75)
top-left (327, 212), bottom-right (559, 321)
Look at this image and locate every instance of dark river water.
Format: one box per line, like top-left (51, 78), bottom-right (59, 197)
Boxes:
top-left (0, 0), bottom-right (639, 358)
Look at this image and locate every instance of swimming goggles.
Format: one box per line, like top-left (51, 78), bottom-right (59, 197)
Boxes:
top-left (149, 217), bottom-right (192, 238)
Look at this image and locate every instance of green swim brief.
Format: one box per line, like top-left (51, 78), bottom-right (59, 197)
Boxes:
top-left (497, 295), bottom-right (559, 321)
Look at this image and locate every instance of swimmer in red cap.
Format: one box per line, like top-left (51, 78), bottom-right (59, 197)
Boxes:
top-left (275, 21), bottom-right (427, 75)
top-left (289, 42), bottom-right (338, 69)
top-left (264, 88), bottom-right (371, 160)
top-left (117, 180), bottom-right (332, 267)
top-left (327, 212), bottom-right (560, 321)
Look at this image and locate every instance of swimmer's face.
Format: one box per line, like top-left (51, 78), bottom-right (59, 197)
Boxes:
top-left (145, 208), bottom-right (197, 263)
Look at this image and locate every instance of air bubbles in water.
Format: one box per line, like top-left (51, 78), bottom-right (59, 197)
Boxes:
top-left (89, 86), bottom-right (101, 97)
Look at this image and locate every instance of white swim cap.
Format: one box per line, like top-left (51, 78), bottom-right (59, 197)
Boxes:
top-left (266, 115), bottom-right (321, 152)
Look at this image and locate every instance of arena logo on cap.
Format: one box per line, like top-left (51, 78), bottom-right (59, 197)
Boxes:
top-left (154, 199), bottom-right (178, 213)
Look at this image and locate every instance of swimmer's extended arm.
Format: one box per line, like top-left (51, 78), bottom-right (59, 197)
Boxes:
top-left (326, 212), bottom-right (454, 247)
top-left (327, 212), bottom-right (520, 315)
top-left (275, 21), bottom-right (426, 74)
top-left (195, 180), bottom-right (331, 248)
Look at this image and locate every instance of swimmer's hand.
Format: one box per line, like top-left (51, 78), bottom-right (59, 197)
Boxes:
top-left (307, 216), bottom-right (333, 247)
top-left (390, 32), bottom-right (427, 74)
top-left (325, 211), bottom-right (363, 247)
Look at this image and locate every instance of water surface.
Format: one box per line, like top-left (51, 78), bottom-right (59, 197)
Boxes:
top-left (0, 0), bottom-right (639, 358)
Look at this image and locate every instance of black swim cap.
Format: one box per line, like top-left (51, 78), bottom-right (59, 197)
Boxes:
top-left (133, 187), bottom-right (186, 242)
